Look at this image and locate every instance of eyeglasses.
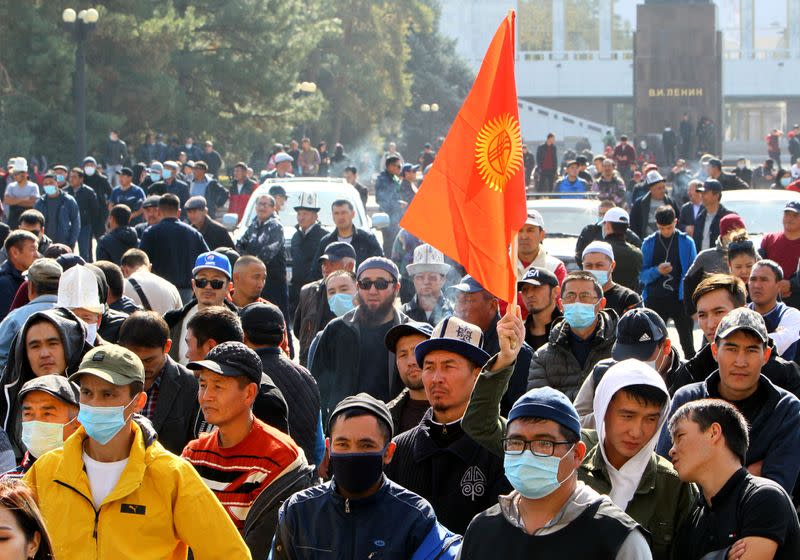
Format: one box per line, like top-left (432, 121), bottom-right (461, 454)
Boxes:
top-left (194, 278), bottom-right (226, 290)
top-left (561, 293), bottom-right (599, 304)
top-left (357, 278), bottom-right (396, 291)
top-left (502, 438), bottom-right (574, 457)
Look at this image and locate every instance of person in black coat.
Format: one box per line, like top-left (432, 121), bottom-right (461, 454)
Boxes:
top-left (241, 303), bottom-right (323, 467)
top-left (691, 179), bottom-right (734, 252)
top-left (384, 315), bottom-right (512, 533)
top-left (290, 193), bottom-right (328, 318)
top-left (310, 199), bottom-right (383, 281)
top-left (629, 171), bottom-right (680, 238)
top-left (574, 202), bottom-right (642, 268)
top-left (706, 158), bottom-right (749, 191)
top-left (96, 205), bottom-right (139, 265)
top-left (81, 157), bottom-right (112, 238)
top-left (184, 196), bottom-right (234, 250)
top-left (522, 144), bottom-right (535, 186)
top-left (117, 311), bottom-right (201, 455)
top-left (139, 194), bottom-right (209, 301)
top-left (65, 168), bottom-right (99, 262)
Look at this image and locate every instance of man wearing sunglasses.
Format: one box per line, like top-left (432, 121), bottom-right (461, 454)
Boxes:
top-left (311, 256), bottom-right (409, 416)
top-left (164, 251), bottom-right (238, 365)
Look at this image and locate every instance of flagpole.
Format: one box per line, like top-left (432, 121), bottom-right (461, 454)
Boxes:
top-left (509, 232), bottom-right (519, 350)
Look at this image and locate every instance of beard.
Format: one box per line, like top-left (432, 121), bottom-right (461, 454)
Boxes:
top-left (356, 292), bottom-right (396, 325)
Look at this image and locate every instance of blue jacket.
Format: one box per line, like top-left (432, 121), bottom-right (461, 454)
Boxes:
top-left (640, 229), bottom-right (697, 301)
top-left (270, 477), bottom-right (460, 559)
top-left (33, 191), bottom-right (80, 248)
top-left (656, 372), bottom-right (800, 494)
top-left (555, 176), bottom-right (588, 194)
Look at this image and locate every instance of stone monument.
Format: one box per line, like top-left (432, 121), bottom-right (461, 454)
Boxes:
top-left (634, 0), bottom-right (722, 156)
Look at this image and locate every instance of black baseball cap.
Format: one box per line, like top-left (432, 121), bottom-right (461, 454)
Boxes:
top-left (319, 241), bottom-right (356, 262)
top-left (119, 167), bottom-right (133, 177)
top-left (187, 341), bottom-right (263, 384)
top-left (328, 393), bottom-right (394, 438)
top-left (517, 267), bottom-right (558, 289)
top-left (18, 375), bottom-right (80, 407)
top-left (612, 308), bottom-right (668, 361)
top-left (240, 302), bottom-right (285, 338)
top-left (384, 321), bottom-right (433, 353)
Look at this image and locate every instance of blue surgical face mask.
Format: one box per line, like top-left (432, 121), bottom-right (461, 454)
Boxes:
top-left (162, 169), bottom-right (173, 179)
top-left (43, 185), bottom-right (58, 196)
top-left (587, 269), bottom-right (609, 285)
top-left (504, 446), bottom-right (575, 499)
top-left (328, 293), bottom-right (355, 317)
top-left (55, 174), bottom-right (66, 183)
top-left (149, 173), bottom-right (161, 183)
top-left (781, 177), bottom-right (791, 187)
top-left (562, 302), bottom-right (597, 329)
top-left (77, 396), bottom-right (136, 445)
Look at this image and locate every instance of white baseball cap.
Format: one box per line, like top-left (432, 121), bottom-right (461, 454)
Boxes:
top-left (602, 207), bottom-right (630, 224)
top-left (526, 210), bottom-right (545, 228)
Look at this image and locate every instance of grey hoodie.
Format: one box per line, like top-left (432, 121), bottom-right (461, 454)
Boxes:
top-left (0, 307), bottom-right (92, 455)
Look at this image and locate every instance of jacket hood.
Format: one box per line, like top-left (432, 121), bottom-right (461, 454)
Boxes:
top-left (8, 307), bottom-right (91, 386)
top-left (113, 226), bottom-right (139, 246)
top-left (593, 358), bottom-right (670, 510)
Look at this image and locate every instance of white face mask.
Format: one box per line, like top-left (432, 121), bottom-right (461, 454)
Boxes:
top-left (84, 166), bottom-right (96, 176)
top-left (21, 420), bottom-right (71, 458)
top-left (81, 320), bottom-right (98, 345)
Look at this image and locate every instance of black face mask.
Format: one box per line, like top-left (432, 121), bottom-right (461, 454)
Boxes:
top-left (329, 448), bottom-right (386, 495)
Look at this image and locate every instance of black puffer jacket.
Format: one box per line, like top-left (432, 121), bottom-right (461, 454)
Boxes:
top-left (96, 226), bottom-right (139, 265)
top-left (254, 346), bottom-right (322, 465)
top-left (527, 310), bottom-right (618, 401)
top-left (0, 308), bottom-right (92, 456)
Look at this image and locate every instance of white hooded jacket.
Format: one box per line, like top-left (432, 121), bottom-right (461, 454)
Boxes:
top-left (593, 359), bottom-right (671, 510)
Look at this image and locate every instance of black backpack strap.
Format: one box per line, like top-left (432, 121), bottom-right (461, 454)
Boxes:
top-left (128, 278), bottom-right (152, 311)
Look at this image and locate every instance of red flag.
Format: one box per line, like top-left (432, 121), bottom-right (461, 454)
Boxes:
top-left (400, 12), bottom-right (526, 303)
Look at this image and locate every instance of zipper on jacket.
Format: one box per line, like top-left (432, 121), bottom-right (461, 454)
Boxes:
top-left (55, 480), bottom-right (100, 540)
top-left (345, 498), bottom-right (350, 513)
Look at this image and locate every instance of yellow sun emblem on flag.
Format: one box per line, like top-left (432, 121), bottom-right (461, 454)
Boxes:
top-left (475, 113), bottom-right (523, 192)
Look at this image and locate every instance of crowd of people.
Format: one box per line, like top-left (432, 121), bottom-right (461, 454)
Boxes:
top-left (0, 125), bottom-right (797, 559)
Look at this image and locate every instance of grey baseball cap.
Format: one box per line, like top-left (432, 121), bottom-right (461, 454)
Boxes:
top-left (715, 308), bottom-right (768, 343)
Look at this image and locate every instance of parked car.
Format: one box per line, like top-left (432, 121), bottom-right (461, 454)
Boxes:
top-left (720, 188), bottom-right (800, 247)
top-left (527, 195), bottom-right (600, 271)
top-left (223, 177), bottom-right (389, 283)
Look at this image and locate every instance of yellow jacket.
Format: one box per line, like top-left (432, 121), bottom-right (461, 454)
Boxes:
top-left (24, 419), bottom-right (252, 560)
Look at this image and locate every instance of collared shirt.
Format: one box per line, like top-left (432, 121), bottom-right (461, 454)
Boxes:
top-left (142, 371), bottom-right (163, 420)
top-left (673, 468), bottom-right (800, 559)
